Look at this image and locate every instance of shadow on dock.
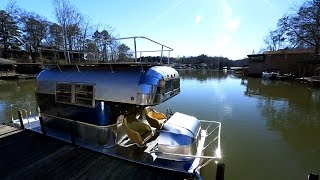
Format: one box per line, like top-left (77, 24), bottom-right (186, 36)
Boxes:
top-left (0, 125), bottom-right (192, 180)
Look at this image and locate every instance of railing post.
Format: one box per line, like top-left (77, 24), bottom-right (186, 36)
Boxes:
top-left (309, 173), bottom-right (319, 180)
top-left (39, 116), bottom-right (46, 135)
top-left (216, 163), bottom-right (225, 180)
top-left (160, 45), bottom-right (164, 64)
top-left (17, 110), bottom-right (25, 130)
top-left (168, 51), bottom-right (170, 65)
top-left (134, 37), bottom-right (137, 62)
top-left (39, 48), bottom-right (43, 64)
top-left (70, 121), bottom-right (76, 146)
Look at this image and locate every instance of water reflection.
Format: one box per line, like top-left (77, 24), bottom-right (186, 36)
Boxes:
top-left (0, 71), bottom-right (319, 179)
top-left (178, 69), bottom-right (228, 81)
top-left (244, 77), bottom-right (320, 171)
top-left (0, 80), bottom-right (36, 123)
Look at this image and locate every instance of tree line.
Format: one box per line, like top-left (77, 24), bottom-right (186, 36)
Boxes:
top-left (263, 0), bottom-right (320, 55)
top-left (0, 0), bottom-right (132, 62)
top-left (139, 54), bottom-right (248, 68)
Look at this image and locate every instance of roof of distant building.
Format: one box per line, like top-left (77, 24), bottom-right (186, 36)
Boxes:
top-left (0, 58), bottom-right (16, 65)
top-left (263, 48), bottom-right (314, 55)
top-left (247, 48), bottom-right (314, 57)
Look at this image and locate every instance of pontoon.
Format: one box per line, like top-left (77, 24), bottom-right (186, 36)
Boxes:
top-left (11, 37), bottom-right (222, 179)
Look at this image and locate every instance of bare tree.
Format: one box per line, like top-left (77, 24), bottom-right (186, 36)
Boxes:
top-left (52, 0), bottom-right (82, 62)
top-left (5, 0), bottom-right (20, 20)
top-left (76, 18), bottom-right (90, 52)
top-left (264, 29), bottom-right (286, 51)
top-left (277, 0), bottom-right (320, 54)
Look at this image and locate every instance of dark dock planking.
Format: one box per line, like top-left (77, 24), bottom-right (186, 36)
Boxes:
top-left (0, 125), bottom-right (193, 180)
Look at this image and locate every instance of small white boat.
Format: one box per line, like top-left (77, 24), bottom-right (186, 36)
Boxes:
top-left (262, 71), bottom-right (279, 80)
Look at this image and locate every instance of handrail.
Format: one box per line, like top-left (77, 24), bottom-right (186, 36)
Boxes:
top-left (150, 151), bottom-right (220, 159)
top-left (41, 113), bottom-right (121, 128)
top-left (9, 104), bottom-right (28, 120)
top-left (38, 36), bottom-right (173, 66)
top-left (199, 120), bottom-right (221, 154)
top-left (9, 104), bottom-right (33, 128)
top-left (105, 36), bottom-right (173, 51)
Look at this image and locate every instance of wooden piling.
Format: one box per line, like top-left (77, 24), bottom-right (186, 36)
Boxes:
top-left (17, 110), bottom-right (25, 130)
top-left (309, 173), bottom-right (319, 180)
top-left (216, 162), bottom-right (225, 180)
top-left (39, 116), bottom-right (46, 135)
top-left (69, 121), bottom-right (76, 145)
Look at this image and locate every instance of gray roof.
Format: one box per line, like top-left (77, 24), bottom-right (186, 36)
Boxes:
top-left (0, 58), bottom-right (16, 65)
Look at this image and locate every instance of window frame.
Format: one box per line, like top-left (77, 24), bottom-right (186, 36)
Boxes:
top-left (55, 82), bottom-right (96, 108)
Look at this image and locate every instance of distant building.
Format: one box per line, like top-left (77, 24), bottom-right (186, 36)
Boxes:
top-left (0, 58), bottom-right (15, 71)
top-left (247, 49), bottom-right (317, 77)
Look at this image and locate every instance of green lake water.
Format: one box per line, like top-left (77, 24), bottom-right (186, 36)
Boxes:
top-left (0, 70), bottom-right (319, 180)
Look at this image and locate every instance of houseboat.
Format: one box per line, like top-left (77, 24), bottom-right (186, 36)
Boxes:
top-left (13, 37), bottom-right (222, 179)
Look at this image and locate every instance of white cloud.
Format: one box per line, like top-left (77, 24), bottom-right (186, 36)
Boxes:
top-left (216, 33), bottom-right (231, 52)
top-left (152, 0), bottom-right (186, 24)
top-left (222, 0), bottom-right (240, 32)
top-left (195, 15), bottom-right (202, 24)
top-left (263, 0), bottom-right (273, 8)
top-left (227, 16), bottom-right (240, 32)
top-left (207, 0), bottom-right (241, 59)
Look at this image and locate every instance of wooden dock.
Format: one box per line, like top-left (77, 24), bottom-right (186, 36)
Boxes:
top-left (0, 125), bottom-right (192, 180)
top-left (0, 72), bottom-right (19, 79)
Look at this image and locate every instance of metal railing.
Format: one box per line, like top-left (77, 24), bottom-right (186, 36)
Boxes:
top-left (8, 101), bottom-right (39, 129)
top-left (38, 113), bottom-right (121, 148)
top-left (150, 119), bottom-right (222, 172)
top-left (38, 36), bottom-right (173, 66)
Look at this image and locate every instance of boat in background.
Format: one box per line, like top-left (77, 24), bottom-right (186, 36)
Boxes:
top-left (308, 76), bottom-right (320, 86)
top-left (277, 73), bottom-right (296, 80)
top-left (262, 70), bottom-right (280, 80)
top-left (232, 67), bottom-right (249, 77)
top-left (9, 37), bottom-right (223, 179)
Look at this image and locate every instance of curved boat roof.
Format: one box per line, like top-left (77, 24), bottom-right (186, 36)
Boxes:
top-left (36, 64), bottom-right (180, 105)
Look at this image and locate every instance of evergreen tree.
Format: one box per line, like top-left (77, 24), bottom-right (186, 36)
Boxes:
top-left (0, 10), bottom-right (21, 58)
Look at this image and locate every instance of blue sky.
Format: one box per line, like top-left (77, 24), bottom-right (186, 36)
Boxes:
top-left (0, 0), bottom-right (305, 60)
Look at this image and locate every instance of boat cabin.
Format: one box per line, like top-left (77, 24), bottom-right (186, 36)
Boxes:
top-left (36, 63), bottom-right (180, 126)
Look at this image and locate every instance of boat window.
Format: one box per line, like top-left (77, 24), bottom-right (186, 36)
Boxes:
top-left (56, 83), bottom-right (72, 103)
top-left (172, 78), bottom-right (180, 90)
top-left (74, 84), bottom-right (95, 107)
top-left (156, 86), bottom-right (164, 94)
top-left (165, 80), bottom-right (172, 93)
top-left (55, 83), bottom-right (95, 107)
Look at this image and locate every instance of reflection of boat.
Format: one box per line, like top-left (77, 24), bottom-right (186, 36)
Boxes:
top-left (12, 37), bottom-right (222, 179)
top-left (262, 71), bottom-right (279, 80)
top-left (233, 69), bottom-right (243, 76)
top-left (309, 76), bottom-right (320, 86)
top-left (309, 67), bottom-right (320, 86)
top-left (277, 73), bottom-right (296, 80)
top-left (232, 67), bottom-right (249, 76)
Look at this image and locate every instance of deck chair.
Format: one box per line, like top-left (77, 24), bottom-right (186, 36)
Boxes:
top-left (144, 107), bottom-right (167, 130)
top-left (123, 115), bottom-right (153, 146)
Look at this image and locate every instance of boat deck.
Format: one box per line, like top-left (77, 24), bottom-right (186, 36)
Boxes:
top-left (0, 124), bottom-right (192, 180)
